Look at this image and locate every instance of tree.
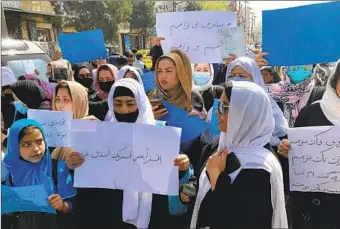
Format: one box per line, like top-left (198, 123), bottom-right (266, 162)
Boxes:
top-left (130, 1), bottom-right (156, 35)
top-left (52, 1), bottom-right (133, 43)
top-left (183, 1), bottom-right (203, 11)
top-left (200, 1), bottom-right (230, 11)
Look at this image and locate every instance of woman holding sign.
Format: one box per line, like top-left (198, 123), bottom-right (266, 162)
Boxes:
top-left (51, 80), bottom-right (95, 161)
top-left (2, 119), bottom-right (77, 229)
top-left (107, 78), bottom-right (195, 229)
top-left (278, 59), bottom-right (340, 229)
top-left (190, 81), bottom-right (287, 229)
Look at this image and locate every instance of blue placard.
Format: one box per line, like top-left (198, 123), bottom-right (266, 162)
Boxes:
top-left (123, 34), bottom-right (131, 52)
top-left (142, 71), bottom-right (156, 93)
top-left (1, 185), bottom-right (56, 215)
top-left (160, 101), bottom-right (209, 143)
top-left (210, 99), bottom-right (220, 135)
top-left (58, 29), bottom-right (108, 64)
top-left (262, 2), bottom-right (340, 66)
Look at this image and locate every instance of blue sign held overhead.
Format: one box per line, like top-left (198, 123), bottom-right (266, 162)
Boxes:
top-left (160, 101), bottom-right (209, 143)
top-left (1, 185), bottom-right (56, 215)
top-left (58, 29), bottom-right (108, 64)
top-left (262, 2), bottom-right (340, 66)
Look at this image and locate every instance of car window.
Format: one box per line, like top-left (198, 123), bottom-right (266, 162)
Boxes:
top-left (6, 58), bottom-right (49, 82)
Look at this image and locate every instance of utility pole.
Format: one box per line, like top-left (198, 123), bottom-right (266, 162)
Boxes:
top-left (244, 1), bottom-right (248, 38)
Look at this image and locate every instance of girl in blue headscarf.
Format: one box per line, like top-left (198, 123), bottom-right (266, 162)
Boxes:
top-left (3, 119), bottom-right (77, 229)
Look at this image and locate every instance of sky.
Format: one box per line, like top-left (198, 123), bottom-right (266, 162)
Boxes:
top-left (248, 1), bottom-right (331, 22)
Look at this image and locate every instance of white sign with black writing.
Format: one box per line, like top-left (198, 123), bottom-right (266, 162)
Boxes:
top-left (288, 126), bottom-right (340, 194)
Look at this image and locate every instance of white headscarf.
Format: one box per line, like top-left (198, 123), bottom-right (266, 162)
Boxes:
top-left (192, 63), bottom-right (214, 92)
top-left (225, 57), bottom-right (288, 146)
top-left (191, 81), bottom-right (288, 229)
top-left (116, 66), bottom-right (144, 89)
top-left (108, 78), bottom-right (154, 228)
top-left (320, 59), bottom-right (340, 126)
top-left (1, 66), bottom-right (17, 87)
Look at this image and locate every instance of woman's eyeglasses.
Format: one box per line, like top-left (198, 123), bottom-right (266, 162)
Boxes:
top-left (218, 101), bottom-right (229, 115)
top-left (78, 73), bottom-right (92, 79)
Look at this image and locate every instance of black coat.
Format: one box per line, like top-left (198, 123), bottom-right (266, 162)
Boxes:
top-left (287, 103), bottom-right (340, 229)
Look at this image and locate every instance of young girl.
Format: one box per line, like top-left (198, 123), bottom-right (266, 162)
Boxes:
top-left (3, 119), bottom-right (76, 229)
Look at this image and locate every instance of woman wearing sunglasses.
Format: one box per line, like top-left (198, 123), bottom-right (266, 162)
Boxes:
top-left (74, 65), bottom-right (97, 101)
top-left (190, 81), bottom-right (287, 229)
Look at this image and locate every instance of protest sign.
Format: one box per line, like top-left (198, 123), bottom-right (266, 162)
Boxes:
top-left (58, 29), bottom-right (107, 64)
top-left (262, 2), bottom-right (340, 66)
top-left (27, 110), bottom-right (72, 147)
top-left (71, 120), bottom-right (181, 195)
top-left (141, 71), bottom-right (156, 93)
top-left (2, 185), bottom-right (56, 214)
top-left (160, 101), bottom-right (210, 143)
top-left (219, 26), bottom-right (246, 61)
top-left (288, 126), bottom-right (340, 194)
top-left (156, 11), bottom-right (237, 63)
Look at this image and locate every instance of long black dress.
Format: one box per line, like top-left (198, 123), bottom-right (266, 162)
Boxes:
top-left (286, 102), bottom-right (340, 229)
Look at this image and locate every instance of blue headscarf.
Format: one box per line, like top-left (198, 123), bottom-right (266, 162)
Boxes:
top-left (3, 119), bottom-right (76, 199)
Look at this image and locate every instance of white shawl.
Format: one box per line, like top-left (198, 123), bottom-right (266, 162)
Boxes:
top-left (190, 81), bottom-right (288, 229)
top-left (108, 78), bottom-right (155, 228)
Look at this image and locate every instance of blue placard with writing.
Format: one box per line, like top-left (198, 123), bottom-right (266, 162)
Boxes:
top-left (262, 2), bottom-right (340, 66)
top-left (142, 71), bottom-right (156, 93)
top-left (1, 185), bottom-right (56, 215)
top-left (210, 99), bottom-right (220, 135)
top-left (58, 29), bottom-right (108, 64)
top-left (160, 101), bottom-right (209, 143)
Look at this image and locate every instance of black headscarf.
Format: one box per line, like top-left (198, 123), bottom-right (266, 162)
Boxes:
top-left (73, 64), bottom-right (97, 100)
top-left (10, 80), bottom-right (52, 110)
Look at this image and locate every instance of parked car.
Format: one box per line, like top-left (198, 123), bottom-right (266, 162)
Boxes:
top-left (1, 39), bottom-right (52, 82)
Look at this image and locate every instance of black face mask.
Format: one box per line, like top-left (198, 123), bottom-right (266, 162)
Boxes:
top-left (4, 93), bottom-right (14, 103)
top-left (99, 81), bottom-right (114, 93)
top-left (77, 78), bottom-right (93, 89)
top-left (114, 110), bottom-right (139, 123)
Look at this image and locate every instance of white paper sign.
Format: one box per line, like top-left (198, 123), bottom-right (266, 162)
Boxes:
top-left (71, 120), bottom-right (182, 195)
top-left (219, 26), bottom-right (246, 60)
top-left (288, 126), bottom-right (340, 194)
top-left (156, 11), bottom-right (237, 63)
top-left (22, 60), bottom-right (36, 74)
top-left (27, 110), bottom-right (72, 147)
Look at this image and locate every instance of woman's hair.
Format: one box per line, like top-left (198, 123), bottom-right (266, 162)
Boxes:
top-left (330, 61), bottom-right (340, 90)
top-left (55, 81), bottom-right (72, 99)
top-left (18, 125), bottom-right (40, 142)
top-left (223, 82), bottom-right (233, 101)
top-left (97, 65), bottom-right (113, 76)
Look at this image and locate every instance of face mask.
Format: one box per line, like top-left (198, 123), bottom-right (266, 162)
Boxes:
top-left (114, 110), bottom-right (139, 123)
top-left (99, 81), bottom-right (114, 93)
top-left (4, 93), bottom-right (14, 102)
top-left (14, 100), bottom-right (28, 114)
top-left (77, 78), bottom-right (93, 89)
top-left (228, 75), bottom-right (251, 82)
top-left (287, 66), bottom-right (313, 84)
top-left (193, 72), bottom-right (211, 86)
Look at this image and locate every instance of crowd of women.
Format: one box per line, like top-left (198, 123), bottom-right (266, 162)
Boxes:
top-left (1, 36), bottom-right (339, 229)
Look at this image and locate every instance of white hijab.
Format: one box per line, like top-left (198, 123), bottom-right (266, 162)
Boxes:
top-left (117, 66), bottom-right (144, 89)
top-left (225, 57), bottom-right (288, 146)
top-left (320, 59), bottom-right (340, 126)
top-left (192, 63), bottom-right (214, 92)
top-left (108, 78), bottom-right (155, 228)
top-left (1, 66), bottom-right (17, 87)
top-left (191, 81), bottom-right (288, 229)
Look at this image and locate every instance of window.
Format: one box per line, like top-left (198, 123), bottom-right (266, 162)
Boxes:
top-left (36, 29), bottom-right (51, 42)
